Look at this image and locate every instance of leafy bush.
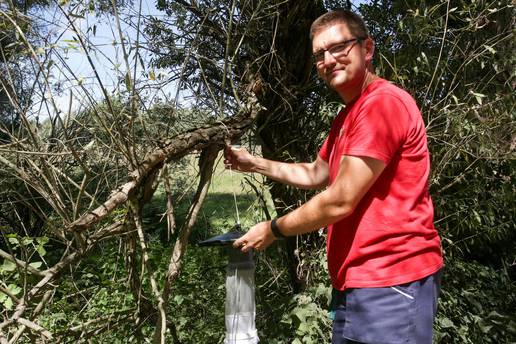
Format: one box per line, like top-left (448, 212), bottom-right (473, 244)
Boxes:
top-left (281, 284), bottom-right (332, 344)
top-left (436, 258), bottom-right (516, 343)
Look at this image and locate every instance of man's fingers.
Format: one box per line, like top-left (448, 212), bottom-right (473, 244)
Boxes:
top-left (223, 145), bottom-right (234, 159)
top-left (233, 238), bottom-right (243, 248)
top-left (234, 236), bottom-right (257, 252)
top-left (224, 147), bottom-right (238, 168)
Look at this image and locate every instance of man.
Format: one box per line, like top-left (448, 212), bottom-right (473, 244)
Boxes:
top-left (224, 9), bottom-right (443, 344)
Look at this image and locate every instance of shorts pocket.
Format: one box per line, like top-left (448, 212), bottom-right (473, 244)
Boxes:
top-left (343, 286), bottom-right (416, 344)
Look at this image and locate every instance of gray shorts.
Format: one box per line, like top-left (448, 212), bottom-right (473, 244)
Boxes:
top-left (330, 269), bottom-right (442, 344)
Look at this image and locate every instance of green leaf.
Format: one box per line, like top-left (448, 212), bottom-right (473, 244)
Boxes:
top-left (292, 308), bottom-right (308, 323)
top-left (473, 210), bottom-right (482, 224)
top-left (36, 237), bottom-right (48, 257)
top-left (8, 236), bottom-right (19, 245)
top-left (21, 237), bottom-right (33, 246)
top-left (174, 295), bottom-right (184, 305)
top-left (483, 44), bottom-right (496, 54)
top-left (479, 323), bottom-right (493, 334)
top-left (297, 321), bottom-right (309, 333)
top-left (4, 297), bottom-right (13, 311)
top-left (7, 284), bottom-right (21, 296)
top-left (29, 262), bottom-right (42, 269)
top-left (37, 245), bottom-right (46, 257)
top-left (1, 260), bottom-right (16, 272)
top-left (471, 91), bottom-right (486, 105)
top-left (441, 317), bottom-right (454, 328)
top-left (36, 237), bottom-right (49, 246)
top-left (421, 52), bottom-right (429, 65)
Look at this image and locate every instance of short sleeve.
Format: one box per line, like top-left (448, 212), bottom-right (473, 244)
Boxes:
top-left (319, 135), bottom-right (330, 162)
top-left (341, 94), bottom-right (410, 164)
top-left (318, 108), bottom-right (347, 162)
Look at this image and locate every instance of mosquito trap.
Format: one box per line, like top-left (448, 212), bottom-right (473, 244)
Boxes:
top-left (199, 225), bottom-right (260, 344)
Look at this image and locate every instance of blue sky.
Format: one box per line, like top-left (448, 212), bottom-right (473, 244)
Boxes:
top-left (34, 0), bottom-right (174, 118)
top-left (34, 1), bottom-right (369, 119)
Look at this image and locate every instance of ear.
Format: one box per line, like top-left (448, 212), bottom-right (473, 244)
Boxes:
top-left (364, 37), bottom-right (375, 64)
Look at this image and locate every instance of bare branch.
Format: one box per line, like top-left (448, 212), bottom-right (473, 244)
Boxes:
top-left (0, 249), bottom-right (48, 277)
top-left (12, 318), bottom-right (52, 341)
top-left (0, 285), bottom-right (20, 305)
top-left (155, 144), bottom-right (220, 341)
top-left (70, 96), bottom-right (262, 233)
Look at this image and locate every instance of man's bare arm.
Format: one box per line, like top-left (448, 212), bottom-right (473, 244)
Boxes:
top-left (233, 155), bottom-right (386, 251)
top-left (224, 146), bottom-right (329, 190)
top-left (276, 155), bottom-right (385, 235)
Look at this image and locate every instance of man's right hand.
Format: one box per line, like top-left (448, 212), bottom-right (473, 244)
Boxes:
top-left (224, 144), bottom-right (329, 190)
top-left (224, 145), bottom-right (256, 172)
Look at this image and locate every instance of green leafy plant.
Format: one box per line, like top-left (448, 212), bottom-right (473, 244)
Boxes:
top-left (281, 284), bottom-right (332, 344)
top-left (435, 259), bottom-right (516, 343)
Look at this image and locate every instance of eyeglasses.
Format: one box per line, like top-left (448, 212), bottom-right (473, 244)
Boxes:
top-left (313, 37), bottom-right (367, 64)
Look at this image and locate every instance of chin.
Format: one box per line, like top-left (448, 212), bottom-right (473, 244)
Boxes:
top-left (329, 77), bottom-right (349, 90)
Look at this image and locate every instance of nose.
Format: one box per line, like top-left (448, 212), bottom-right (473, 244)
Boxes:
top-left (323, 50), bottom-right (337, 66)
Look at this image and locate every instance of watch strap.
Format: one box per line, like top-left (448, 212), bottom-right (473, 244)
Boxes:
top-left (270, 218), bottom-right (286, 238)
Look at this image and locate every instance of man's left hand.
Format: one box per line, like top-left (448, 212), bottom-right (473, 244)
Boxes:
top-left (233, 221), bottom-right (276, 253)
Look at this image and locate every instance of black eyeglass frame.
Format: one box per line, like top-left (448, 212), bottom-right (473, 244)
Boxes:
top-left (313, 36), bottom-right (368, 64)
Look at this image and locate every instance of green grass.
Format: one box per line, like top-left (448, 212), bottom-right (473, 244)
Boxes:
top-left (141, 153), bottom-right (275, 242)
top-left (205, 155), bottom-right (273, 229)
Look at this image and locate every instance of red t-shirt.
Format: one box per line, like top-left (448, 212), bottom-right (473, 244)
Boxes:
top-left (319, 78), bottom-right (443, 290)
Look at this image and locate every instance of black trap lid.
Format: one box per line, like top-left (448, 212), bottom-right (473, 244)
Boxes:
top-left (198, 231), bottom-right (244, 247)
top-left (198, 226), bottom-right (244, 247)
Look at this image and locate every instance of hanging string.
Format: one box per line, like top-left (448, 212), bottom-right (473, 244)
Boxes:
top-left (229, 166), bottom-right (241, 226)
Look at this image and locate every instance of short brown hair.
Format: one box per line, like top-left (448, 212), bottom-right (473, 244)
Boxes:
top-left (310, 9), bottom-right (369, 40)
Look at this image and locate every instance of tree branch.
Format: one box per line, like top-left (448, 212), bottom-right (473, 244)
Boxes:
top-left (153, 144), bottom-right (220, 342)
top-left (70, 96), bottom-right (262, 233)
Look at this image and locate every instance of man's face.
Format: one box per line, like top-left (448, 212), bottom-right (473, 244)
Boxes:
top-left (312, 22), bottom-right (371, 93)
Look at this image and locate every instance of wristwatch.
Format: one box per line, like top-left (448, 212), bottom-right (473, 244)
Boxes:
top-left (270, 218), bottom-right (286, 238)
